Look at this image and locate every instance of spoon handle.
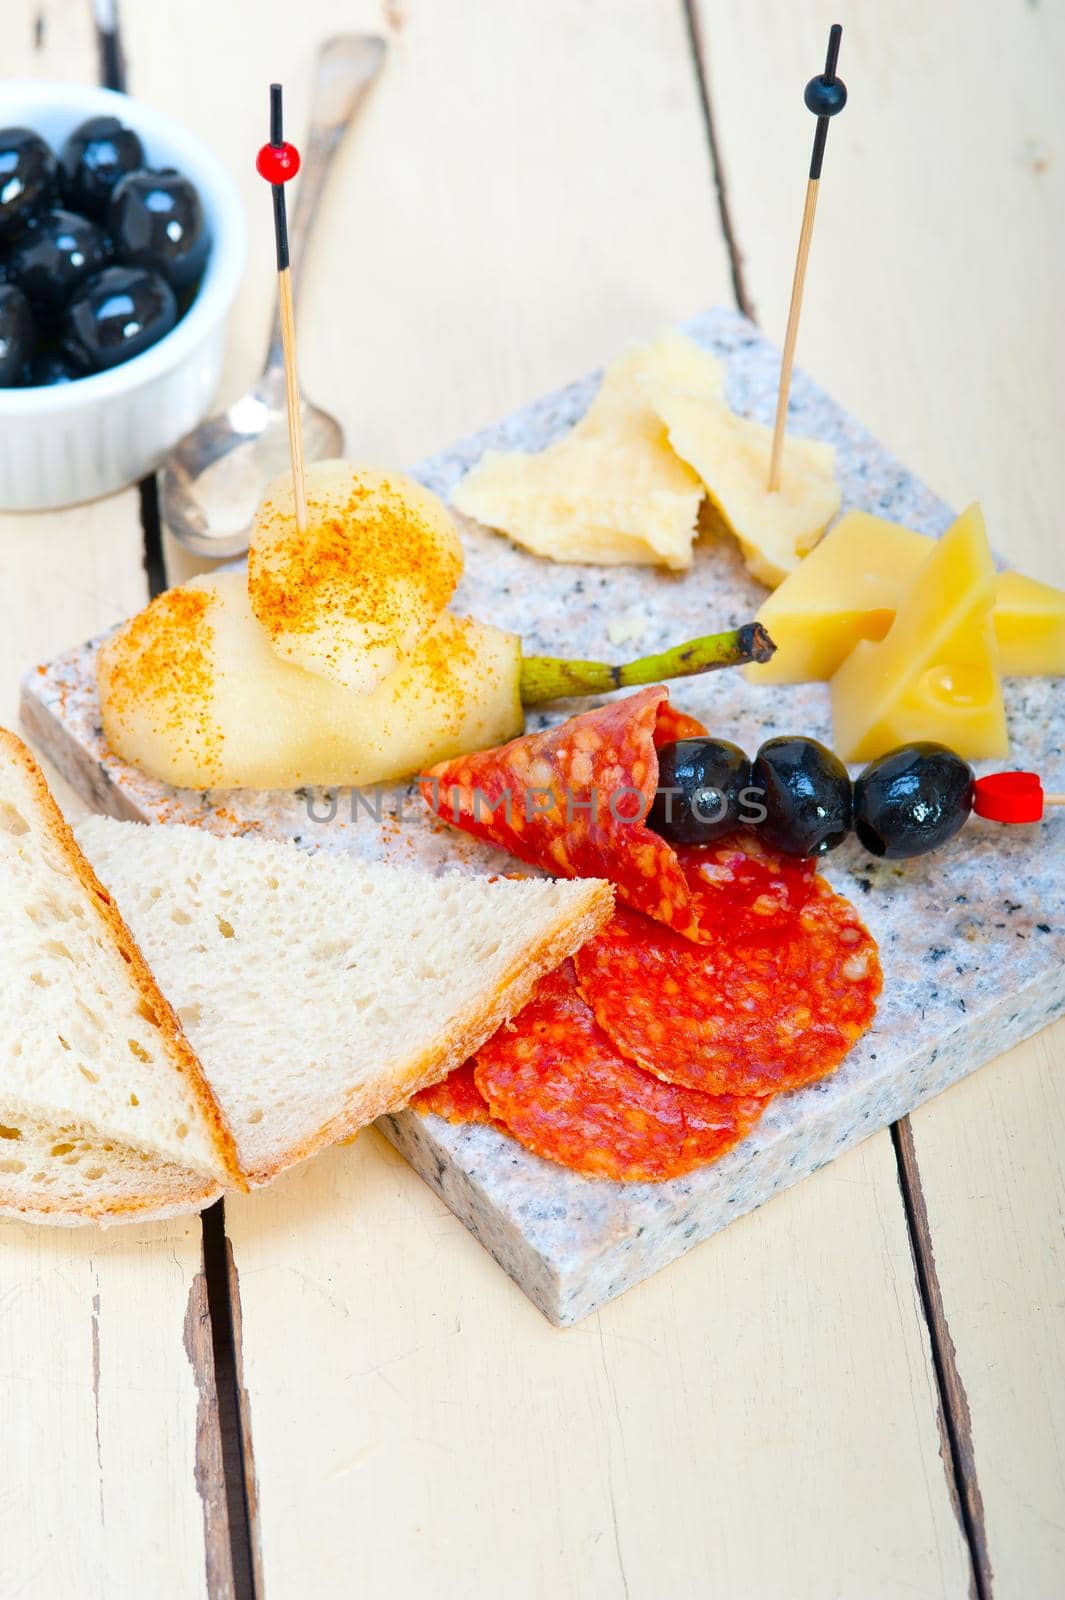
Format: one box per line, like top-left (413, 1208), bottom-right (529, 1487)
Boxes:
top-left (262, 33), bottom-right (387, 374)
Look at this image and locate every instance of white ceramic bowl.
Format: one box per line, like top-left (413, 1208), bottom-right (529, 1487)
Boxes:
top-left (0, 82), bottom-right (245, 511)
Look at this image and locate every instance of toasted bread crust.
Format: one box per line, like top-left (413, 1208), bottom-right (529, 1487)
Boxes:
top-left (0, 1176), bottom-right (222, 1227)
top-left (241, 876), bottom-right (615, 1185)
top-left (0, 729), bottom-right (245, 1194)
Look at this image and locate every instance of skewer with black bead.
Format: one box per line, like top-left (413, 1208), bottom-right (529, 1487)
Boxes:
top-left (256, 83), bottom-right (307, 533)
top-left (767, 22), bottom-right (848, 493)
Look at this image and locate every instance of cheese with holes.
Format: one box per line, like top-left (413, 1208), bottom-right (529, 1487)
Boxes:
top-left (746, 510), bottom-right (1065, 683)
top-left (830, 504), bottom-right (1008, 761)
top-left (452, 334), bottom-right (710, 570)
top-left (994, 570), bottom-right (1065, 676)
top-left (745, 512), bottom-right (932, 683)
top-left (644, 374), bottom-right (840, 587)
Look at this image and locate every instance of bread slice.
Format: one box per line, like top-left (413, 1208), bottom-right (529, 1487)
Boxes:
top-left (0, 1113), bottom-right (221, 1227)
top-left (77, 818), bottom-right (614, 1185)
top-left (0, 731), bottom-right (242, 1224)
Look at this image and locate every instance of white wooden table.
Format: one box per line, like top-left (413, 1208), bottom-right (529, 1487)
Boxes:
top-left (3, 4), bottom-right (1063, 1596)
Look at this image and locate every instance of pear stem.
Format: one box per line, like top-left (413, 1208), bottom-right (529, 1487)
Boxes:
top-left (519, 622), bottom-right (775, 706)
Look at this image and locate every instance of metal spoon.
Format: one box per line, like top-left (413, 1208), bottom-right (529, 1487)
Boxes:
top-left (160, 34), bottom-right (387, 558)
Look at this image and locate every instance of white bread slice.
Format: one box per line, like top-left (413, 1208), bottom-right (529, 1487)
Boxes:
top-left (0, 1113), bottom-right (220, 1227)
top-left (77, 818), bottom-right (614, 1186)
top-left (0, 731), bottom-right (242, 1224)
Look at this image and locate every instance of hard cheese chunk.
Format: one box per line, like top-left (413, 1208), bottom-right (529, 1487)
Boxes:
top-left (644, 376), bottom-right (840, 587)
top-left (451, 333), bottom-right (710, 570)
top-left (831, 504), bottom-right (1008, 762)
top-left (746, 512), bottom-right (932, 683)
top-left (98, 572), bottom-right (523, 789)
top-left (994, 570), bottom-right (1065, 676)
top-left (746, 510), bottom-right (1065, 683)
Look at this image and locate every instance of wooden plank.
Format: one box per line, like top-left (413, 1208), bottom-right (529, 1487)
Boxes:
top-left (0, 8), bottom-right (229, 1596)
top-left (694, 0), bottom-right (1065, 1590)
top-left (118, 0), bottom-right (970, 1592)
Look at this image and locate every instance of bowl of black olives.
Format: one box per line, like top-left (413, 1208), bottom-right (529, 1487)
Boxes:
top-left (0, 82), bottom-right (245, 510)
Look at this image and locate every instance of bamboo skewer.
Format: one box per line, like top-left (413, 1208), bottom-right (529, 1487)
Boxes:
top-left (767, 23), bottom-right (847, 493)
top-left (257, 84), bottom-right (308, 533)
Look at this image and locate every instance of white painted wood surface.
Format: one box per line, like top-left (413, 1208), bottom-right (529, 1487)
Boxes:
top-left (696, 3), bottom-right (1065, 1589)
top-left (0, 9), bottom-right (222, 1599)
top-left (4, 0), bottom-right (1062, 1594)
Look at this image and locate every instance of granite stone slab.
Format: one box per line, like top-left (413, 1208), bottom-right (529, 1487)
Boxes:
top-left (20, 308), bottom-right (1065, 1324)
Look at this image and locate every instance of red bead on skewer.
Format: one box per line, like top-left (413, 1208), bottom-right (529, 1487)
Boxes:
top-left (256, 83), bottom-right (307, 532)
top-left (255, 141), bottom-right (300, 185)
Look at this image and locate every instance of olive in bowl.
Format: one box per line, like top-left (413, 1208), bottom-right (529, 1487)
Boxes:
top-left (7, 208), bottom-right (111, 313)
top-left (58, 115), bottom-right (145, 219)
top-left (0, 128), bottom-right (57, 236)
top-left (61, 265), bottom-right (177, 373)
top-left (0, 285), bottom-right (36, 385)
top-left (109, 168), bottom-right (209, 290)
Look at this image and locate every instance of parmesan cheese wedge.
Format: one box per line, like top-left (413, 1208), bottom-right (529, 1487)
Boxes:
top-left (452, 333), bottom-right (710, 569)
top-left (644, 376), bottom-right (840, 588)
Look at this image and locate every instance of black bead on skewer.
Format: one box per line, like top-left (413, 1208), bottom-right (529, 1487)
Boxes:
top-left (805, 23), bottom-right (848, 180)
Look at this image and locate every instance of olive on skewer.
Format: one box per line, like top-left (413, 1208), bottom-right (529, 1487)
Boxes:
top-left (647, 735), bottom-right (1060, 861)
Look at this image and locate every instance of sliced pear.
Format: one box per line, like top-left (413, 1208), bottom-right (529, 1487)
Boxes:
top-left (98, 573), bottom-right (522, 791)
top-left (248, 460), bottom-right (464, 696)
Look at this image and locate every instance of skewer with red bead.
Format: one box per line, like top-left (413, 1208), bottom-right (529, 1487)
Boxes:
top-left (645, 733), bottom-right (1063, 861)
top-left (256, 84), bottom-right (307, 533)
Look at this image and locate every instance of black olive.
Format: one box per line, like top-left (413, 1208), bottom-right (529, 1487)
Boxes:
top-left (109, 167), bottom-right (208, 290)
top-left (853, 743), bottom-right (974, 859)
top-left (0, 127), bottom-right (57, 236)
top-left (649, 739), bottom-right (753, 844)
top-left (751, 736), bottom-right (852, 857)
top-left (0, 283), bottom-right (36, 385)
top-left (60, 265), bottom-right (176, 372)
top-left (59, 116), bottom-right (144, 220)
top-left (27, 341), bottom-right (85, 386)
top-left (7, 207), bottom-right (111, 314)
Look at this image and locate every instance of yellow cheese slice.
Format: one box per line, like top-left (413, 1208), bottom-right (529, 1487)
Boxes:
top-left (644, 378), bottom-right (840, 587)
top-left (747, 510), bottom-right (1065, 682)
top-left (746, 512), bottom-right (932, 683)
top-left (994, 569), bottom-right (1065, 676)
top-left (830, 503), bottom-right (1008, 762)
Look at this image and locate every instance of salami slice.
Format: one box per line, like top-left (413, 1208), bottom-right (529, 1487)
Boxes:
top-left (423, 687), bottom-right (713, 939)
top-left (410, 1061), bottom-right (493, 1125)
top-left (575, 849), bottom-right (881, 1098)
top-left (473, 962), bottom-right (764, 1182)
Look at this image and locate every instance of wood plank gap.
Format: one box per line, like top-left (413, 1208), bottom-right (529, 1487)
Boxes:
top-left (95, 5), bottom-right (169, 600)
top-left (139, 475), bottom-right (168, 598)
top-left (891, 1118), bottom-right (994, 1600)
top-left (94, 0), bottom-right (126, 93)
top-left (203, 1202), bottom-right (260, 1600)
top-left (680, 0), bottom-right (755, 319)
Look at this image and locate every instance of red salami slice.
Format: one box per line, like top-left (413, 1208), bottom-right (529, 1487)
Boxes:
top-left (472, 962), bottom-right (764, 1182)
top-left (423, 687), bottom-right (712, 940)
top-left (410, 1061), bottom-right (493, 1125)
top-left (575, 848), bottom-right (881, 1098)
